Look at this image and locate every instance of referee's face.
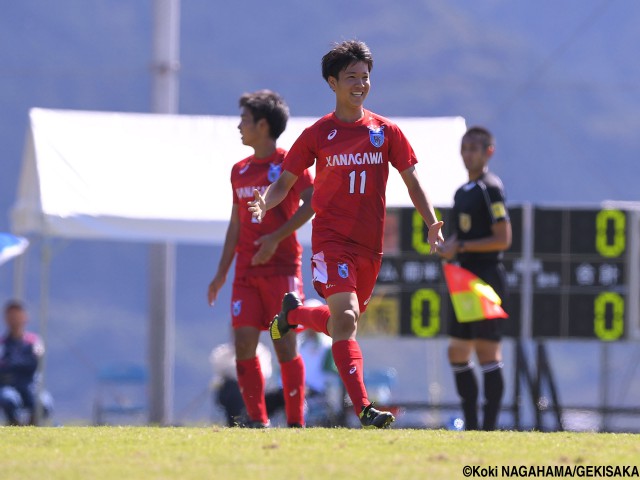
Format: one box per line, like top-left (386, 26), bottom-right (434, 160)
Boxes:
top-left (461, 139), bottom-right (490, 176)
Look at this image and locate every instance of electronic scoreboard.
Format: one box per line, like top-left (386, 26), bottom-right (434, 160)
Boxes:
top-left (362, 205), bottom-right (639, 340)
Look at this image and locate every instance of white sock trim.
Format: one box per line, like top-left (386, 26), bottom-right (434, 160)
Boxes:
top-left (481, 361), bottom-right (504, 373)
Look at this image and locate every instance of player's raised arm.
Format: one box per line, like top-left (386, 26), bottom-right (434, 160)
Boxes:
top-left (248, 169), bottom-right (298, 223)
top-left (400, 165), bottom-right (444, 251)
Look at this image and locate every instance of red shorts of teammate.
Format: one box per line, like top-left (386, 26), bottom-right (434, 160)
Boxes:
top-left (310, 245), bottom-right (381, 313)
top-left (231, 274), bottom-right (305, 330)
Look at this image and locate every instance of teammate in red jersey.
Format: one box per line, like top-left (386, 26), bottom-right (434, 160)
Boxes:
top-left (249, 41), bottom-right (443, 428)
top-left (208, 90), bottom-right (314, 427)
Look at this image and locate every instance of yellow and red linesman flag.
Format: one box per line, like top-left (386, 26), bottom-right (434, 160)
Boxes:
top-left (442, 263), bottom-right (509, 323)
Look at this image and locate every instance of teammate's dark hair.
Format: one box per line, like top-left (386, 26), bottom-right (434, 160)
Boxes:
top-left (463, 126), bottom-right (495, 149)
top-left (4, 299), bottom-right (25, 315)
top-left (321, 40), bottom-right (373, 82)
top-left (239, 90), bottom-right (289, 140)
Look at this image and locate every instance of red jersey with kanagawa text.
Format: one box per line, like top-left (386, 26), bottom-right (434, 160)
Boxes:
top-left (283, 110), bottom-right (417, 258)
top-left (231, 148), bottom-right (313, 278)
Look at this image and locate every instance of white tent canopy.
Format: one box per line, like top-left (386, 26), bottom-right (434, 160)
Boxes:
top-left (12, 108), bottom-right (467, 243)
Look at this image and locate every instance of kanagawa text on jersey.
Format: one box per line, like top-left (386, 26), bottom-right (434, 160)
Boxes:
top-left (235, 185), bottom-right (268, 199)
top-left (325, 151), bottom-right (383, 167)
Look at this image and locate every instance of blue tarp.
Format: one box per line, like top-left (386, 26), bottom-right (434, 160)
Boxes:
top-left (0, 233), bottom-right (28, 266)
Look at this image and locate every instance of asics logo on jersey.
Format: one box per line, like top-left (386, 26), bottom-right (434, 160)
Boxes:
top-left (235, 185), bottom-right (268, 199)
top-left (325, 151), bottom-right (383, 167)
top-left (289, 389), bottom-right (298, 397)
top-left (238, 163), bottom-right (250, 175)
top-left (328, 129), bottom-right (337, 140)
top-left (349, 366), bottom-right (357, 374)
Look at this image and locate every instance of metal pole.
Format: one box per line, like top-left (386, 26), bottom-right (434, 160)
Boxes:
top-left (149, 0), bottom-right (180, 426)
top-left (626, 210), bottom-right (640, 340)
top-left (12, 245), bottom-right (27, 301)
top-left (519, 202), bottom-right (534, 340)
top-left (600, 342), bottom-right (610, 432)
top-left (34, 237), bottom-right (52, 425)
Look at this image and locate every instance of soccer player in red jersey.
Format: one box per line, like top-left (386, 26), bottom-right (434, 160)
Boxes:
top-left (208, 90), bottom-right (314, 427)
top-left (249, 41), bottom-right (444, 428)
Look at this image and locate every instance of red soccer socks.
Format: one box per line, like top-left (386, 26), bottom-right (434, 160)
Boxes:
top-left (289, 304), bottom-right (331, 336)
top-left (332, 339), bottom-right (369, 415)
top-left (280, 355), bottom-right (306, 426)
top-left (236, 356), bottom-right (267, 424)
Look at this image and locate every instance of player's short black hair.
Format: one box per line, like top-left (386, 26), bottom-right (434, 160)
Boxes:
top-left (321, 40), bottom-right (373, 82)
top-left (239, 90), bottom-right (289, 140)
top-left (4, 299), bottom-right (25, 315)
top-left (463, 126), bottom-right (495, 149)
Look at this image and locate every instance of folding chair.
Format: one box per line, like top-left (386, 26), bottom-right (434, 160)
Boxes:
top-left (93, 363), bottom-right (148, 425)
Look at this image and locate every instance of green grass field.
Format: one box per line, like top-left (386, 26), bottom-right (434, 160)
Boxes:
top-left (1, 427), bottom-right (638, 480)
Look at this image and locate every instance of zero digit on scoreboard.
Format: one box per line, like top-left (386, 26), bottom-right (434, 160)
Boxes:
top-left (410, 288), bottom-right (441, 337)
top-left (595, 209), bottom-right (626, 258)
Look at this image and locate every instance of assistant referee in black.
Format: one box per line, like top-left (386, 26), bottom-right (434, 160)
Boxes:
top-left (437, 126), bottom-right (512, 431)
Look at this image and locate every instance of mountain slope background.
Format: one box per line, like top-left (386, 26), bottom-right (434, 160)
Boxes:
top-left (0, 0), bottom-right (638, 425)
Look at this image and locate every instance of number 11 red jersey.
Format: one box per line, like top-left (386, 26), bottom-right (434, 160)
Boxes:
top-left (283, 110), bottom-right (418, 258)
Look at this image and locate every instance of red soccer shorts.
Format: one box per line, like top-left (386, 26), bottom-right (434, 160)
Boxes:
top-left (310, 246), bottom-right (381, 313)
top-left (231, 274), bottom-right (305, 330)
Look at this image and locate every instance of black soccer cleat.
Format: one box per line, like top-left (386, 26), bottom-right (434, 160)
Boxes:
top-left (359, 403), bottom-right (395, 429)
top-left (237, 418), bottom-right (270, 429)
top-left (232, 413), bottom-right (270, 428)
top-left (269, 292), bottom-right (302, 340)
top-left (246, 420), bottom-right (270, 428)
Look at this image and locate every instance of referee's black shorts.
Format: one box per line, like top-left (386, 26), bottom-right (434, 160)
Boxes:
top-left (448, 261), bottom-right (508, 342)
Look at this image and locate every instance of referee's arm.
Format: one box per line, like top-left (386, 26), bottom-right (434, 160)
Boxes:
top-left (462, 220), bottom-right (512, 253)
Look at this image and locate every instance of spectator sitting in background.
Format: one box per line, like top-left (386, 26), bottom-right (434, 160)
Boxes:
top-left (0, 300), bottom-right (54, 426)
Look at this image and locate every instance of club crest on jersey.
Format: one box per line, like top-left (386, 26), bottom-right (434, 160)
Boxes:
top-left (232, 300), bottom-right (242, 317)
top-left (459, 213), bottom-right (472, 233)
top-left (368, 125), bottom-right (385, 148)
top-left (268, 163), bottom-right (282, 182)
top-left (337, 263), bottom-right (349, 279)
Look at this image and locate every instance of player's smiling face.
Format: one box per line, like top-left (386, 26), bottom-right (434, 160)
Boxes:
top-left (238, 107), bottom-right (258, 147)
top-left (330, 61), bottom-right (370, 111)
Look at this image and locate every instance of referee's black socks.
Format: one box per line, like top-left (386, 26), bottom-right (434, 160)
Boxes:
top-left (480, 361), bottom-right (504, 431)
top-left (451, 362), bottom-right (479, 430)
